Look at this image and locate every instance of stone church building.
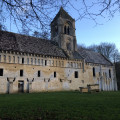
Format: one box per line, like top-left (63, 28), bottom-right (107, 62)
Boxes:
top-left (0, 7), bottom-right (117, 94)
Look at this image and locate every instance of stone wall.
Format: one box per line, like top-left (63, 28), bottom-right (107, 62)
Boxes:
top-left (0, 51), bottom-right (117, 94)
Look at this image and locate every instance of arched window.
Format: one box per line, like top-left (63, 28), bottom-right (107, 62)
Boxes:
top-left (93, 67), bottom-right (96, 77)
top-left (67, 26), bottom-right (70, 35)
top-left (109, 69), bottom-right (111, 78)
top-left (64, 21), bottom-right (71, 35)
top-left (64, 26), bottom-right (66, 34)
top-left (66, 43), bottom-right (71, 51)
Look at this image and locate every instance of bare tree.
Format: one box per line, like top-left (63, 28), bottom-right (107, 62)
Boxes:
top-left (32, 30), bottom-right (50, 40)
top-left (77, 44), bottom-right (87, 51)
top-left (0, 23), bottom-right (7, 31)
top-left (0, 0), bottom-right (120, 35)
top-left (87, 42), bottom-right (120, 62)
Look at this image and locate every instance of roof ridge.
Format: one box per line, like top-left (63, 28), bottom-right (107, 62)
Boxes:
top-left (0, 30), bottom-right (49, 41)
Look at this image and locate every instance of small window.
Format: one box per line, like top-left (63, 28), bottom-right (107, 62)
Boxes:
top-left (31, 58), bottom-right (33, 64)
top-left (109, 69), bottom-right (111, 78)
top-left (59, 61), bottom-right (61, 67)
top-left (0, 55), bottom-right (1, 62)
top-left (22, 58), bottom-right (24, 64)
top-left (13, 56), bottom-right (15, 63)
top-left (38, 71), bottom-right (40, 77)
top-left (53, 60), bottom-right (54, 66)
top-left (54, 72), bottom-right (56, 78)
top-left (75, 71), bottom-right (78, 78)
top-left (20, 70), bottom-right (23, 77)
top-left (27, 58), bottom-right (29, 64)
top-left (93, 67), bottom-right (96, 77)
top-left (45, 60), bottom-right (47, 66)
top-left (38, 59), bottom-right (40, 65)
top-left (0, 69), bottom-right (3, 76)
top-left (41, 59), bottom-right (43, 65)
top-left (4, 55), bottom-right (6, 62)
top-left (18, 57), bottom-right (20, 63)
top-left (9, 56), bottom-right (11, 63)
top-left (64, 26), bottom-right (66, 34)
top-left (35, 58), bottom-right (37, 65)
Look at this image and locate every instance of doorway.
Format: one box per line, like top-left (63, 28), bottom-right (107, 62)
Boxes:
top-left (18, 81), bottom-right (24, 93)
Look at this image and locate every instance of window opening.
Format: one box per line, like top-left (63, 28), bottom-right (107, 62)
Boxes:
top-left (22, 58), bottom-right (24, 64)
top-left (31, 58), bottom-right (33, 64)
top-left (64, 26), bottom-right (66, 34)
top-left (0, 55), bottom-right (1, 62)
top-left (54, 72), bottom-right (56, 78)
top-left (75, 71), bottom-right (78, 78)
top-left (38, 71), bottom-right (40, 77)
top-left (93, 67), bottom-right (96, 77)
top-left (45, 60), bottom-right (47, 66)
top-left (20, 70), bottom-right (23, 77)
top-left (38, 59), bottom-right (40, 65)
top-left (27, 58), bottom-right (29, 64)
top-left (0, 69), bottom-right (3, 76)
top-left (4, 55), bottom-right (6, 62)
top-left (13, 56), bottom-right (15, 63)
top-left (109, 69), bottom-right (111, 78)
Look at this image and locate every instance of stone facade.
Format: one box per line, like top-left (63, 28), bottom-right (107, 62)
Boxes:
top-left (0, 7), bottom-right (117, 94)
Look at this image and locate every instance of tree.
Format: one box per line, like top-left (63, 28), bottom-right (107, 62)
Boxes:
top-left (0, 0), bottom-right (120, 34)
top-left (78, 42), bottom-right (120, 63)
top-left (115, 62), bottom-right (120, 90)
top-left (0, 23), bottom-right (7, 31)
top-left (87, 42), bottom-right (120, 62)
top-left (32, 30), bottom-right (50, 40)
top-left (77, 44), bottom-right (87, 51)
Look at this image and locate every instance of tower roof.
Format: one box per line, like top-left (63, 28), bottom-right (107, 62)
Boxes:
top-left (51, 7), bottom-right (75, 24)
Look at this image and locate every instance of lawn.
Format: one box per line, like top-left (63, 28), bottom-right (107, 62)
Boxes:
top-left (0, 91), bottom-right (120, 120)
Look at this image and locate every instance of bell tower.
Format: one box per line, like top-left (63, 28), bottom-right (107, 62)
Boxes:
top-left (51, 7), bottom-right (77, 58)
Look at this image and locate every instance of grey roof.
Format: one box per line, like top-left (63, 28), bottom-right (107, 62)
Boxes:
top-left (0, 31), bottom-right (67, 58)
top-left (79, 49), bottom-right (113, 66)
top-left (72, 51), bottom-right (84, 60)
top-left (0, 30), bottom-right (83, 60)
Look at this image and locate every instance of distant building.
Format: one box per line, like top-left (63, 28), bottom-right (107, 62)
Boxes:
top-left (0, 7), bottom-right (117, 94)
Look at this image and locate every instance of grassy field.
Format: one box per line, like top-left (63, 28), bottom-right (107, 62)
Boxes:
top-left (0, 91), bottom-right (120, 120)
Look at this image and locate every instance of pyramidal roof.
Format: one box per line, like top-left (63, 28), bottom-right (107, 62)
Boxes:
top-left (51, 7), bottom-right (75, 23)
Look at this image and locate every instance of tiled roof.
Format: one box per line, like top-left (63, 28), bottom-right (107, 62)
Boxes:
top-left (0, 31), bottom-right (67, 58)
top-left (79, 49), bottom-right (113, 66)
top-left (0, 30), bottom-right (84, 60)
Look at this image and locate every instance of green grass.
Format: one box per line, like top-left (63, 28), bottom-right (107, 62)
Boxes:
top-left (0, 91), bottom-right (120, 120)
